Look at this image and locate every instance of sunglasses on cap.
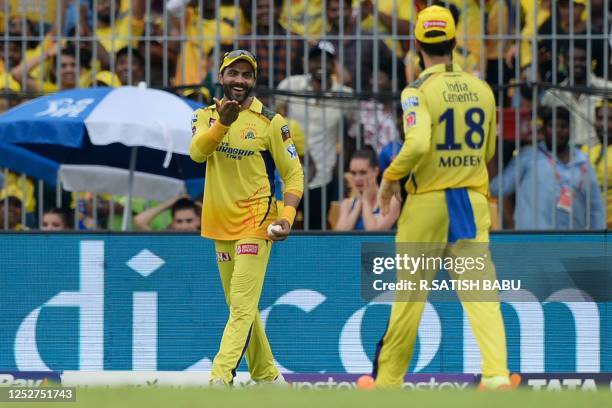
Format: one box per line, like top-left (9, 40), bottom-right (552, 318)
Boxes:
top-left (223, 49), bottom-right (257, 61)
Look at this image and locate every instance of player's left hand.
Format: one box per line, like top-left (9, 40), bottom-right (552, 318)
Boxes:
top-left (269, 219), bottom-right (291, 241)
top-left (378, 179), bottom-right (402, 216)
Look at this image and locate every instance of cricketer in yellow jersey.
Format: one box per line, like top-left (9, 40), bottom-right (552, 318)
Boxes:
top-left (375, 6), bottom-right (511, 390)
top-left (189, 50), bottom-right (304, 386)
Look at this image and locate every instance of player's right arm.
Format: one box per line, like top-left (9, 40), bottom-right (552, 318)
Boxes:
top-left (382, 87), bottom-right (432, 181)
top-left (189, 99), bottom-right (240, 162)
top-left (189, 108), bottom-right (225, 163)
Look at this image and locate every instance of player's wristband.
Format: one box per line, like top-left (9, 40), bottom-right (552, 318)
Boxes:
top-left (281, 206), bottom-right (297, 226)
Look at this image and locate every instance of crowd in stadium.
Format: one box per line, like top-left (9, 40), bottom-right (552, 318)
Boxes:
top-left (0, 0), bottom-right (611, 231)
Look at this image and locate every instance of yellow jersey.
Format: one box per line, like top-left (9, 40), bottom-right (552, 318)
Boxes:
top-left (383, 63), bottom-right (496, 197)
top-left (280, 0), bottom-right (323, 36)
top-left (190, 97), bottom-right (304, 241)
top-left (8, 0), bottom-right (58, 25)
top-left (96, 12), bottom-right (145, 54)
top-left (588, 144), bottom-right (612, 228)
top-left (174, 5), bottom-right (249, 86)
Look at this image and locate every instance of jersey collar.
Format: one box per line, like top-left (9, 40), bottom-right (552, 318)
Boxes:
top-left (419, 63), bottom-right (464, 78)
top-left (247, 97), bottom-right (263, 114)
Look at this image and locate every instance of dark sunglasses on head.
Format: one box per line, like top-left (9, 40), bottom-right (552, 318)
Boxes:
top-left (223, 49), bottom-right (257, 61)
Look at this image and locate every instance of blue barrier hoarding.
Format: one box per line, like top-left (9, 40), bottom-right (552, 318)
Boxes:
top-left (0, 233), bottom-right (610, 373)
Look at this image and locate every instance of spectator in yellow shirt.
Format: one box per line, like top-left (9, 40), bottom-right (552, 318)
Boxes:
top-left (591, 101), bottom-right (612, 228)
top-left (169, 0), bottom-right (249, 86)
top-left (94, 0), bottom-right (145, 55)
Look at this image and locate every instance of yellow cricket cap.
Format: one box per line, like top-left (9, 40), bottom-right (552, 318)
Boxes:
top-left (415, 5), bottom-right (456, 44)
top-left (219, 50), bottom-right (257, 75)
top-left (95, 71), bottom-right (121, 87)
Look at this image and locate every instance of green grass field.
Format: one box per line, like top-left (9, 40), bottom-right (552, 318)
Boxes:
top-left (7, 387), bottom-right (611, 408)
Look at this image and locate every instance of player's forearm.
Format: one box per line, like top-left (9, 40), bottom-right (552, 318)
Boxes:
top-left (382, 138), bottom-right (429, 181)
top-left (189, 121), bottom-right (228, 162)
top-left (282, 167), bottom-right (305, 200)
top-left (280, 191), bottom-right (302, 226)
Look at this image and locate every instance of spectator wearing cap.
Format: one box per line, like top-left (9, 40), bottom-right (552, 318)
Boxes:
top-left (237, 0), bottom-right (304, 88)
top-left (490, 106), bottom-right (604, 230)
top-left (93, 70), bottom-right (121, 87)
top-left (276, 41), bottom-right (353, 229)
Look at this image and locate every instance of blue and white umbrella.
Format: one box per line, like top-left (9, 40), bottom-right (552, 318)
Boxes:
top-left (0, 85), bottom-right (204, 228)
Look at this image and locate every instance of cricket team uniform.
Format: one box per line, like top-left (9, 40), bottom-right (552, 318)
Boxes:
top-left (373, 62), bottom-right (509, 386)
top-left (190, 97), bottom-right (304, 384)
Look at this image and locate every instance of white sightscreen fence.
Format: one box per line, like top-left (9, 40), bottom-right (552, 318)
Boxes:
top-left (0, 0), bottom-right (610, 231)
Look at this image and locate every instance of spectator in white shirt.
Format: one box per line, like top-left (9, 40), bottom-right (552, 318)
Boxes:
top-left (276, 41), bottom-right (354, 229)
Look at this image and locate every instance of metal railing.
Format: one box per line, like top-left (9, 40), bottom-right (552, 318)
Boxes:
top-left (0, 0), bottom-right (610, 231)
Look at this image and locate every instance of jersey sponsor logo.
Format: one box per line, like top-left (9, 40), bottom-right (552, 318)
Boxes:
top-left (216, 252), bottom-right (231, 262)
top-left (401, 96), bottom-right (419, 111)
top-left (443, 80), bottom-right (480, 103)
top-left (281, 124), bottom-right (291, 141)
top-left (236, 243), bottom-right (258, 255)
top-left (423, 20), bottom-right (447, 29)
top-left (439, 155), bottom-right (482, 168)
top-left (287, 143), bottom-right (298, 159)
top-left (216, 142), bottom-right (256, 160)
top-left (405, 111), bottom-right (417, 128)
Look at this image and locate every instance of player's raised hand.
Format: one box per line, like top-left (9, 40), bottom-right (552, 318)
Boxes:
top-left (378, 179), bottom-right (402, 216)
top-left (214, 97), bottom-right (240, 126)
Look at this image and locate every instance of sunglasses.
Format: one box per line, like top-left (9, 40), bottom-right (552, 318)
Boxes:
top-left (223, 50), bottom-right (257, 61)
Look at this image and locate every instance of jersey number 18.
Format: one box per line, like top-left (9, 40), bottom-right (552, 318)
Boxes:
top-left (436, 107), bottom-right (485, 150)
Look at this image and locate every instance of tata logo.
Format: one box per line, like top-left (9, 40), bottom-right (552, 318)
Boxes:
top-left (35, 98), bottom-right (94, 118)
top-left (527, 378), bottom-right (598, 391)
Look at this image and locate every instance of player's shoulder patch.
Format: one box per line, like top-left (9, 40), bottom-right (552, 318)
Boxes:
top-left (280, 123), bottom-right (291, 141)
top-left (260, 105), bottom-right (277, 122)
top-left (401, 95), bottom-right (420, 111)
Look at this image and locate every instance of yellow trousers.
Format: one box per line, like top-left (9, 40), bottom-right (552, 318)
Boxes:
top-left (211, 238), bottom-right (279, 384)
top-left (374, 189), bottom-right (509, 387)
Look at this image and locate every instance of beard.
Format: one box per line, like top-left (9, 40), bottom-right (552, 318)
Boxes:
top-left (545, 138), bottom-right (569, 153)
top-left (98, 12), bottom-right (112, 25)
top-left (222, 82), bottom-right (253, 104)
